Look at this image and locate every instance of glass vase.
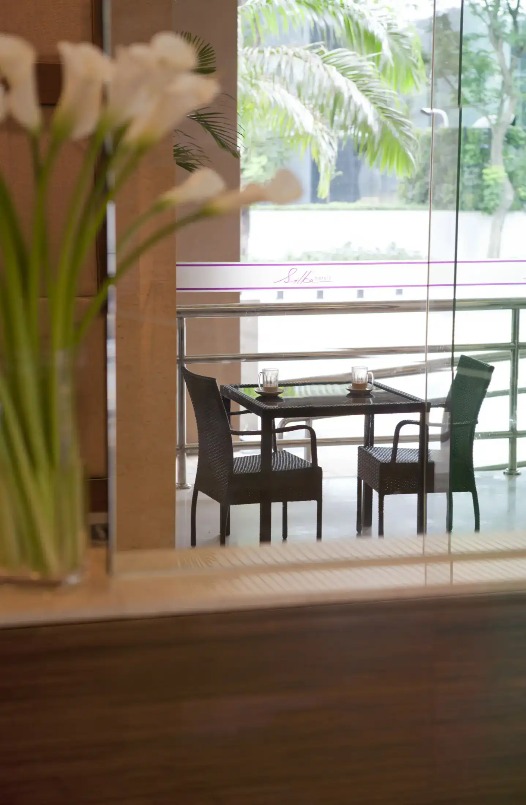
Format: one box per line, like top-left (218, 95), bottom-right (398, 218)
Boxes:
top-left (0, 350), bottom-right (88, 586)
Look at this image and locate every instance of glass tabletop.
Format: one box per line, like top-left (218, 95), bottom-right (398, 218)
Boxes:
top-left (221, 381), bottom-right (426, 415)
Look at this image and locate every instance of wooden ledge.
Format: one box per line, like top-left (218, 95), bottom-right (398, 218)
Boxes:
top-left (1, 533), bottom-right (526, 628)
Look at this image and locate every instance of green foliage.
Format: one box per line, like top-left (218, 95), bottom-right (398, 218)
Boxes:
top-left (239, 0), bottom-right (425, 197)
top-left (481, 166), bottom-right (506, 214)
top-left (173, 33), bottom-right (239, 172)
top-left (247, 240), bottom-right (424, 262)
top-left (399, 127), bottom-right (526, 212)
top-left (241, 136), bottom-right (295, 184)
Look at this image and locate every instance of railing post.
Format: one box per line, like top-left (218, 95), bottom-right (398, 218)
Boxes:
top-left (504, 307), bottom-right (521, 476)
top-left (176, 315), bottom-right (190, 489)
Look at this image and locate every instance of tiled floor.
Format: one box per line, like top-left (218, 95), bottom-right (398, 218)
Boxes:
top-left (176, 451), bottom-right (525, 551)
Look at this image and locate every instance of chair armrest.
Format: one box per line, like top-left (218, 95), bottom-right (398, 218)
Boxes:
top-left (273, 424), bottom-right (319, 466)
top-left (230, 429), bottom-right (262, 437)
top-left (390, 419), bottom-right (420, 462)
top-left (428, 396), bottom-right (447, 408)
top-left (228, 409), bottom-right (250, 416)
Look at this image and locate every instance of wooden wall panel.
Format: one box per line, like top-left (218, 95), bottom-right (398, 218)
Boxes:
top-left (0, 1), bottom-right (93, 53)
top-left (1, 594), bottom-right (526, 803)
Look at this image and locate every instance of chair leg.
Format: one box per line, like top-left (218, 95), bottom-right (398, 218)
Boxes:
top-left (446, 491), bottom-right (453, 533)
top-left (378, 493), bottom-right (384, 537)
top-left (316, 496), bottom-right (322, 540)
top-left (472, 487), bottom-right (480, 532)
top-left (282, 503), bottom-right (288, 540)
top-left (219, 504), bottom-right (229, 546)
top-left (363, 483), bottom-right (373, 528)
top-left (356, 477), bottom-right (362, 535)
top-left (190, 488), bottom-right (198, 548)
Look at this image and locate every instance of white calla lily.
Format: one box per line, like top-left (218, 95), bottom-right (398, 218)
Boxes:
top-left (106, 35), bottom-right (199, 131)
top-left (53, 42), bottom-right (113, 140)
top-left (123, 73), bottom-right (219, 147)
top-left (264, 169), bottom-right (303, 204)
top-left (105, 45), bottom-right (167, 129)
top-left (0, 34), bottom-right (41, 131)
top-left (205, 169), bottom-right (302, 214)
top-left (150, 32), bottom-right (197, 72)
top-left (158, 169), bottom-right (226, 208)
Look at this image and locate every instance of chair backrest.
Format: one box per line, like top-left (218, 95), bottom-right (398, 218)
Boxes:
top-left (182, 367), bottom-right (234, 492)
top-left (443, 355), bottom-right (494, 480)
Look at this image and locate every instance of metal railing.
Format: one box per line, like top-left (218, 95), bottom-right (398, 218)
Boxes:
top-left (176, 297), bottom-right (526, 488)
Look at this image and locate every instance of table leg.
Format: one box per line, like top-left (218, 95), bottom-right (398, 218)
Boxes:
top-left (363, 414), bottom-right (375, 528)
top-left (417, 407), bottom-right (428, 534)
top-left (259, 415), bottom-right (273, 543)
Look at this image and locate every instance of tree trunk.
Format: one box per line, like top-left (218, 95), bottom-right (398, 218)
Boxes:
top-left (487, 173), bottom-right (514, 257)
top-left (241, 206), bottom-right (250, 260)
top-left (487, 122), bottom-right (514, 258)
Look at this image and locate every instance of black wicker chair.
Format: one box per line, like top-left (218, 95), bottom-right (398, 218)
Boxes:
top-left (183, 367), bottom-right (323, 546)
top-left (356, 355), bottom-right (494, 536)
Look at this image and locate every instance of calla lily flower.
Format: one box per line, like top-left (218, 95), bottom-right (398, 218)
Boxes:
top-left (149, 32), bottom-right (197, 72)
top-left (105, 45), bottom-right (162, 129)
top-left (158, 168), bottom-right (226, 208)
top-left (123, 73), bottom-right (219, 147)
top-left (0, 34), bottom-right (41, 131)
top-left (53, 42), bottom-right (113, 140)
top-left (205, 169), bottom-right (303, 213)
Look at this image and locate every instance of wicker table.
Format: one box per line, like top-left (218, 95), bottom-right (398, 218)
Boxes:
top-left (220, 381), bottom-right (429, 542)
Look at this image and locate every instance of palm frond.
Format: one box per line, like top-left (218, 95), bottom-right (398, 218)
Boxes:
top-left (240, 0), bottom-right (383, 51)
top-left (239, 71), bottom-right (343, 196)
top-left (178, 31), bottom-right (216, 74)
top-left (172, 141), bottom-right (209, 173)
top-left (188, 109), bottom-right (240, 158)
top-left (240, 43), bottom-right (417, 177)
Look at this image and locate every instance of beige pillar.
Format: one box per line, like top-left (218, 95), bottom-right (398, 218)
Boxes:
top-left (110, 0), bottom-right (178, 550)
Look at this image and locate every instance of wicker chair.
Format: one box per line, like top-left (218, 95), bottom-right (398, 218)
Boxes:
top-left (356, 355), bottom-right (494, 536)
top-left (183, 367), bottom-right (323, 546)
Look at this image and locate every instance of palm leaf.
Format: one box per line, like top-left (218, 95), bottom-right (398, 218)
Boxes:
top-left (178, 31), bottom-right (216, 74)
top-left (172, 141), bottom-right (209, 173)
top-left (188, 109), bottom-right (239, 158)
top-left (241, 44), bottom-right (416, 175)
top-left (239, 0), bottom-right (387, 57)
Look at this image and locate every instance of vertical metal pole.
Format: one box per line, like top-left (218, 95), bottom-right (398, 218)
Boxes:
top-left (176, 315), bottom-right (190, 489)
top-left (504, 307), bottom-right (520, 476)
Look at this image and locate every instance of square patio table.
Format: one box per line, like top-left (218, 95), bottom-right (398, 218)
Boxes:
top-left (220, 380), bottom-right (430, 542)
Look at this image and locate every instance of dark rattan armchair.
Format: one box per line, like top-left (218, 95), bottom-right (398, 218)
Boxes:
top-left (183, 367), bottom-right (323, 546)
top-left (356, 355), bottom-right (494, 536)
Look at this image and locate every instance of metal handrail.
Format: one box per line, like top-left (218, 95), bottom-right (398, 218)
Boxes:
top-left (176, 297), bottom-right (526, 487)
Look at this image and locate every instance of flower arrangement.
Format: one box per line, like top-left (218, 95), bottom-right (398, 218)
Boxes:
top-left (0, 31), bottom-right (301, 582)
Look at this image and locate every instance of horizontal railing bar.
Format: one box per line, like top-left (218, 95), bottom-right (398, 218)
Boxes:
top-left (478, 461), bottom-right (526, 471)
top-left (179, 429), bottom-right (525, 456)
top-left (177, 297), bottom-right (526, 319)
top-left (181, 343), bottom-right (518, 365)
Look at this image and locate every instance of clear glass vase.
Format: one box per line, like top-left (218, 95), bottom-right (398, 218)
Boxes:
top-left (0, 350), bottom-right (88, 586)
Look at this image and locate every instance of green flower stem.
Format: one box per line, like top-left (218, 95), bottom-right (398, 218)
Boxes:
top-left (115, 202), bottom-right (164, 256)
top-left (54, 147), bottom-right (145, 348)
top-left (0, 175), bottom-right (27, 277)
top-left (52, 126), bottom-right (109, 351)
top-left (0, 192), bottom-right (50, 475)
top-left (0, 374), bottom-right (59, 573)
top-left (28, 134), bottom-right (59, 350)
top-left (75, 209), bottom-right (211, 345)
